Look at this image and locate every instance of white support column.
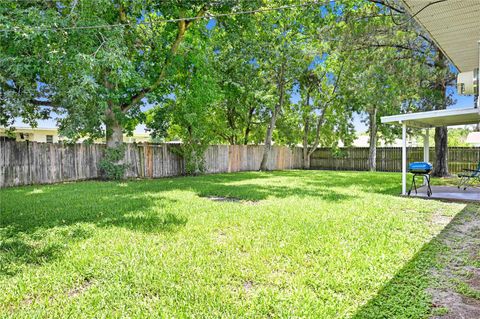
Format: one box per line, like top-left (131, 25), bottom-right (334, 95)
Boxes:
top-left (402, 122), bottom-right (407, 196)
top-left (423, 128), bottom-right (430, 186)
top-left (423, 128), bottom-right (430, 163)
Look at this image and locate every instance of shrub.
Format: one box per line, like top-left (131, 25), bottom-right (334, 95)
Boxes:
top-left (100, 145), bottom-right (128, 180)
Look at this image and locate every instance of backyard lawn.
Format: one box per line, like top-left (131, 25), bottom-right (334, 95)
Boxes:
top-left (0, 171), bottom-right (478, 318)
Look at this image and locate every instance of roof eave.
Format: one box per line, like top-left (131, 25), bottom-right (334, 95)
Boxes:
top-left (399, 0), bottom-right (463, 72)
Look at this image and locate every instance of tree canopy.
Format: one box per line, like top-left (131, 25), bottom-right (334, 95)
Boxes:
top-left (0, 0), bottom-right (458, 175)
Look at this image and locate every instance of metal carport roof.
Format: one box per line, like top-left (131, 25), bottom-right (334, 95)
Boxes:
top-left (381, 107), bottom-right (480, 128)
top-left (400, 0), bottom-right (480, 72)
top-left (381, 1), bottom-right (479, 196)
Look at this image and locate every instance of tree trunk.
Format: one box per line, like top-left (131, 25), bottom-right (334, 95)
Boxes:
top-left (303, 152), bottom-right (310, 169)
top-left (103, 77), bottom-right (124, 149)
top-left (302, 89), bottom-right (311, 169)
top-left (106, 119), bottom-right (124, 148)
top-left (105, 108), bottom-right (124, 154)
top-left (260, 62), bottom-right (286, 171)
top-left (432, 51), bottom-right (449, 177)
top-left (305, 105), bottom-right (329, 168)
top-left (243, 127), bottom-right (250, 145)
top-left (368, 107), bottom-right (377, 172)
top-left (243, 106), bottom-right (255, 145)
top-left (260, 103), bottom-right (281, 171)
top-left (101, 107), bottom-right (126, 179)
top-left (302, 117), bottom-right (310, 169)
top-left (433, 126), bottom-right (449, 176)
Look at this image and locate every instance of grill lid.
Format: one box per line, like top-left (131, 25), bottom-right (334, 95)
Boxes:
top-left (409, 162), bottom-right (433, 173)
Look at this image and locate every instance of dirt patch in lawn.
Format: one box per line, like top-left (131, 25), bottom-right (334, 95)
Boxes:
top-left (430, 214), bottom-right (452, 227)
top-left (467, 269), bottom-right (480, 290)
top-left (68, 278), bottom-right (93, 298)
top-left (431, 290), bottom-right (480, 319)
top-left (430, 205), bottom-right (480, 319)
top-left (204, 196), bottom-right (259, 205)
top-left (20, 297), bottom-right (33, 307)
top-left (243, 280), bottom-right (254, 292)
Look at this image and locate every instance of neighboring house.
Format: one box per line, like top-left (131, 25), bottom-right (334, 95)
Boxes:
top-left (336, 134), bottom-right (419, 148)
top-left (350, 135), bottom-right (419, 147)
top-left (0, 127), bottom-right (152, 143)
top-left (0, 127), bottom-right (61, 143)
top-left (466, 132), bottom-right (480, 146)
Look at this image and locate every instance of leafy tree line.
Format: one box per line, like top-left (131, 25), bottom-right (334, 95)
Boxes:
top-left (0, 0), bottom-right (456, 177)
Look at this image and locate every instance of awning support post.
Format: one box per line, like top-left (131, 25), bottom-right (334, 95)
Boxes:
top-left (423, 128), bottom-right (430, 163)
top-left (402, 122), bottom-right (407, 196)
top-left (423, 128), bottom-right (430, 186)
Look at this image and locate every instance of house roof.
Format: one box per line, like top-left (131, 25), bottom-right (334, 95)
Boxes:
top-left (401, 0), bottom-right (480, 72)
top-left (381, 107), bottom-right (480, 128)
top-left (0, 126), bottom-right (151, 138)
top-left (0, 126), bottom-right (58, 133)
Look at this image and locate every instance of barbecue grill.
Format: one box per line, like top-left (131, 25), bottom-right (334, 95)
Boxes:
top-left (407, 162), bottom-right (433, 197)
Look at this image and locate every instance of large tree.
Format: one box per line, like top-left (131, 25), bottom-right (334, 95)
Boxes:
top-left (342, 0), bottom-right (453, 173)
top-left (284, 54), bottom-right (353, 169)
top-left (1, 1), bottom-right (270, 177)
top-left (367, 0), bottom-right (455, 176)
top-left (426, 49), bottom-right (455, 177)
top-left (146, 34), bottom-right (222, 174)
top-left (208, 17), bottom-right (270, 145)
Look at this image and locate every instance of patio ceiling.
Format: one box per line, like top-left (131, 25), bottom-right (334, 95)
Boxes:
top-left (381, 107), bottom-right (480, 128)
top-left (400, 0), bottom-right (480, 72)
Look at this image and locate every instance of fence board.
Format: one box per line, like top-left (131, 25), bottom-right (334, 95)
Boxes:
top-left (311, 147), bottom-right (480, 174)
top-left (4, 140), bottom-right (476, 189)
top-left (0, 141), bottom-right (303, 188)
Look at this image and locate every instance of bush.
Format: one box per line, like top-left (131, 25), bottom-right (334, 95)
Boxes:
top-left (100, 145), bottom-right (128, 180)
top-left (171, 142), bottom-right (207, 175)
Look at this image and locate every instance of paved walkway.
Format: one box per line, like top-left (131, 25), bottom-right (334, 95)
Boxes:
top-left (409, 185), bottom-right (479, 203)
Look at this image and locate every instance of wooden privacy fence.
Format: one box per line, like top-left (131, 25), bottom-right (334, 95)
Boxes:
top-left (3, 140), bottom-right (478, 188)
top-left (0, 140), bottom-right (303, 188)
top-left (311, 147), bottom-right (480, 173)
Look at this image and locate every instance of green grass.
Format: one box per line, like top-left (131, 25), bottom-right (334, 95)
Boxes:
top-left (0, 170), bottom-right (477, 318)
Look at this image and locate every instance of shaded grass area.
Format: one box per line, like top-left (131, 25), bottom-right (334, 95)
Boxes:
top-left (352, 204), bottom-right (480, 319)
top-left (0, 170), bottom-right (476, 318)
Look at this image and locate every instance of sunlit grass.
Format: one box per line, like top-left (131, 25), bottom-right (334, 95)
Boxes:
top-left (0, 171), bottom-right (475, 318)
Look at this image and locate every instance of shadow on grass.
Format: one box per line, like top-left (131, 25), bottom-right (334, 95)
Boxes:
top-left (187, 178), bottom-right (356, 202)
top-left (0, 170), bottom-right (398, 277)
top-left (351, 204), bottom-right (480, 319)
top-left (171, 169), bottom-right (404, 201)
top-left (0, 184), bottom-right (187, 276)
top-left (301, 172), bottom-right (402, 196)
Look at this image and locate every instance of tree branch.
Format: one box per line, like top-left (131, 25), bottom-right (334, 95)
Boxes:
top-left (368, 0), bottom-right (406, 14)
top-left (121, 5), bottom-right (208, 111)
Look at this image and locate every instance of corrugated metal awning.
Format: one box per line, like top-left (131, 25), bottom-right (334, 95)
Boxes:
top-left (401, 0), bottom-right (480, 72)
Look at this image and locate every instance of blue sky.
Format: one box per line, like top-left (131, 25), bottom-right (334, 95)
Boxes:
top-left (288, 85), bottom-right (475, 133)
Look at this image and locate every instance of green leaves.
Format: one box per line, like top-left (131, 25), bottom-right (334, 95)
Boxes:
top-left (100, 144), bottom-right (128, 180)
top-left (1, 0), bottom-right (454, 154)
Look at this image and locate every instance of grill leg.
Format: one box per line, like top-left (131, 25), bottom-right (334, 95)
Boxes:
top-left (426, 174), bottom-right (432, 197)
top-left (408, 174), bottom-right (416, 196)
top-left (464, 176), bottom-right (475, 190)
top-left (413, 175), bottom-right (418, 194)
